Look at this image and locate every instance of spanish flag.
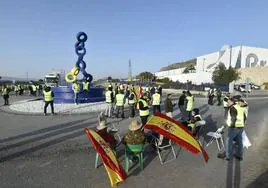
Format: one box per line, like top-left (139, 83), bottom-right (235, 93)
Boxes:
top-left (85, 128), bottom-right (127, 187)
top-left (144, 112), bottom-right (209, 162)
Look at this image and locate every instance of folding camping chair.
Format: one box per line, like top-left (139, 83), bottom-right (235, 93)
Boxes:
top-left (206, 126), bottom-right (225, 152)
top-left (152, 135), bottom-right (176, 165)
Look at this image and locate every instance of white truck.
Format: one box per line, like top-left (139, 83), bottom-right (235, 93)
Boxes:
top-left (44, 72), bottom-right (61, 87)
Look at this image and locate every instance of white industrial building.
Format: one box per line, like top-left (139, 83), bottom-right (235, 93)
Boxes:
top-left (155, 45), bottom-right (268, 84)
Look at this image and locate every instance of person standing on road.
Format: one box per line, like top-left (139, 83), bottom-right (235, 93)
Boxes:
top-left (14, 85), bottom-right (19, 96)
top-left (186, 90), bottom-right (194, 120)
top-left (43, 86), bottom-right (55, 116)
top-left (32, 84), bottom-right (37, 96)
top-left (178, 91), bottom-right (186, 114)
top-left (158, 85), bottom-right (163, 97)
top-left (115, 90), bottom-right (125, 118)
top-left (2, 85), bottom-right (10, 105)
top-left (105, 86), bottom-right (114, 118)
top-left (216, 88), bottom-right (222, 106)
top-left (152, 89), bottom-right (161, 114)
top-left (72, 81), bottom-right (80, 105)
top-left (128, 87), bottom-right (137, 118)
top-left (208, 87), bottom-right (214, 105)
top-left (164, 93), bottom-right (175, 118)
top-left (218, 96), bottom-right (246, 161)
top-left (138, 93), bottom-right (150, 127)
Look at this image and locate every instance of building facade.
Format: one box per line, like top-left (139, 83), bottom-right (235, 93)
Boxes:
top-left (155, 45), bottom-right (268, 85)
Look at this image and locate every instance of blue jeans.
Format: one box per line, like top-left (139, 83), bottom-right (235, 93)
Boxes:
top-left (74, 92), bottom-right (79, 104)
top-left (226, 127), bottom-right (244, 159)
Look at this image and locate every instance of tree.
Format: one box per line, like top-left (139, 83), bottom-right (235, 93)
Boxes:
top-left (212, 63), bottom-right (240, 84)
top-left (136, 71), bottom-right (154, 81)
top-left (183, 65), bottom-right (196, 74)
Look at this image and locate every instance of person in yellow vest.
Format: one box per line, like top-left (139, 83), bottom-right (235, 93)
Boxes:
top-left (2, 85), bottom-right (10, 105)
top-left (32, 84), bottom-right (37, 96)
top-left (218, 96), bottom-right (246, 161)
top-left (187, 108), bottom-right (206, 138)
top-left (152, 89), bottom-right (161, 114)
top-left (115, 90), bottom-right (125, 118)
top-left (186, 90), bottom-right (194, 120)
top-left (128, 87), bottom-right (137, 118)
top-left (138, 93), bottom-right (150, 127)
top-left (43, 86), bottom-right (55, 116)
top-left (223, 92), bottom-right (231, 120)
top-left (82, 80), bottom-right (89, 92)
top-left (72, 81), bottom-right (80, 105)
top-left (14, 85), bottom-right (19, 96)
top-left (105, 86), bottom-right (114, 118)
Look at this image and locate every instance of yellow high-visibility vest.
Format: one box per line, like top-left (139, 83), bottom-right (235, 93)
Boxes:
top-left (32, 85), bottom-right (37, 92)
top-left (139, 99), bottom-right (150, 116)
top-left (83, 81), bottom-right (89, 91)
top-left (116, 93), bottom-right (125, 106)
top-left (152, 93), bottom-right (161, 105)
top-left (105, 91), bottom-right (112, 103)
top-left (186, 96), bottom-right (194, 111)
top-left (2, 88), bottom-right (8, 95)
top-left (73, 83), bottom-right (80, 92)
top-left (226, 104), bottom-right (245, 128)
top-left (128, 92), bottom-right (136, 105)
top-left (43, 91), bottom-right (53, 102)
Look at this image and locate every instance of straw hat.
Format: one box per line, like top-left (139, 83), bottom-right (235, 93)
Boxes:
top-left (129, 119), bottom-right (142, 131)
top-left (96, 121), bottom-right (107, 130)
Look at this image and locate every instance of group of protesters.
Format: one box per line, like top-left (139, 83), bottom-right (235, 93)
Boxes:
top-left (97, 82), bottom-right (250, 164)
top-left (97, 83), bottom-right (204, 152)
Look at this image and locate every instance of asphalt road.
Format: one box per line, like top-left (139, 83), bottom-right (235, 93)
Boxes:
top-left (0, 95), bottom-right (268, 188)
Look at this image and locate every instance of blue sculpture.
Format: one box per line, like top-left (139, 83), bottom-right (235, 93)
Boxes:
top-left (65, 32), bottom-right (93, 83)
top-left (52, 32), bottom-right (105, 104)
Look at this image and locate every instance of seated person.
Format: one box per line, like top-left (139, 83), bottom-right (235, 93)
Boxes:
top-left (123, 119), bottom-right (146, 147)
top-left (187, 108), bottom-right (206, 137)
top-left (96, 121), bottom-right (117, 149)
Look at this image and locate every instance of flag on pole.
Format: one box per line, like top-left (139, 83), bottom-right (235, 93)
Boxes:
top-left (85, 128), bottom-right (127, 187)
top-left (144, 112), bottom-right (209, 162)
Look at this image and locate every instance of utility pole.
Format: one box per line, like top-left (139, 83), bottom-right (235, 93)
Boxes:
top-left (128, 59), bottom-right (132, 82)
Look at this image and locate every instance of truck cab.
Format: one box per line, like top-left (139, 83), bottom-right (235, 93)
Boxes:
top-left (44, 73), bottom-right (61, 87)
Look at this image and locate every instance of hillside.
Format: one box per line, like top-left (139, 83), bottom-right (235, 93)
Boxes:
top-left (238, 66), bottom-right (268, 85)
top-left (160, 58), bottom-right (197, 71)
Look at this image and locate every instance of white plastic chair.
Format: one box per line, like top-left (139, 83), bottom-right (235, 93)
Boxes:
top-left (206, 126), bottom-right (225, 152)
top-left (152, 136), bottom-right (176, 165)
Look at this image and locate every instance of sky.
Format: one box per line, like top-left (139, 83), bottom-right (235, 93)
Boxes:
top-left (0, 0), bottom-right (268, 80)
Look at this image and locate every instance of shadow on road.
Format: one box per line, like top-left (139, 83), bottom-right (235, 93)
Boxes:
top-left (246, 170), bottom-right (268, 188)
top-left (226, 159), bottom-right (241, 188)
top-left (0, 119), bottom-right (87, 144)
top-left (0, 119), bottom-right (97, 163)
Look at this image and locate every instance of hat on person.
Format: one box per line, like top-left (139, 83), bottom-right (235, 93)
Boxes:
top-left (129, 119), bottom-right (142, 131)
top-left (96, 121), bottom-right (107, 130)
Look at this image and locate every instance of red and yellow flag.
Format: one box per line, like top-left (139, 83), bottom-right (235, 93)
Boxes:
top-left (144, 112), bottom-right (209, 162)
top-left (85, 128), bottom-right (127, 187)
